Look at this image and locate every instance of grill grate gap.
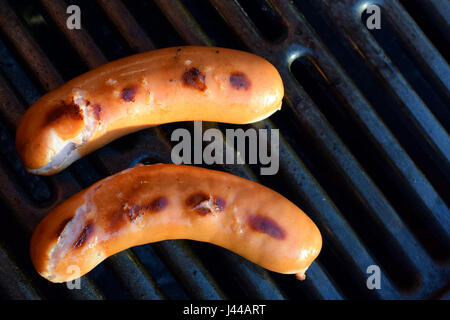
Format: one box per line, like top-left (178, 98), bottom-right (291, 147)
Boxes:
top-left (361, 8), bottom-right (450, 132)
top-left (0, 115), bottom-right (53, 205)
top-left (64, 0), bottom-right (131, 60)
top-left (180, 0), bottom-right (247, 50)
top-left (0, 39), bottom-right (42, 106)
top-left (269, 272), bottom-right (320, 300)
top-left (187, 242), bottom-right (251, 299)
top-left (234, 0), bottom-right (287, 43)
top-left (84, 261), bottom-right (134, 299)
top-left (132, 245), bottom-right (189, 300)
top-left (123, 0), bottom-right (185, 48)
top-left (399, 0), bottom-right (450, 63)
top-left (290, 56), bottom-right (450, 263)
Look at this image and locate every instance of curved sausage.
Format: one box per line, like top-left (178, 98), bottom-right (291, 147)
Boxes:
top-left (30, 164), bottom-right (322, 283)
top-left (16, 46), bottom-right (284, 175)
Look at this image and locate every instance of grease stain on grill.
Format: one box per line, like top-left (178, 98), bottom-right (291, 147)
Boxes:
top-left (248, 214), bottom-right (285, 239)
top-left (73, 222), bottom-right (94, 249)
top-left (186, 193), bottom-right (225, 215)
top-left (230, 72), bottom-right (251, 90)
top-left (182, 67), bottom-right (206, 91)
top-left (126, 197), bottom-right (168, 222)
top-left (120, 86), bottom-right (137, 102)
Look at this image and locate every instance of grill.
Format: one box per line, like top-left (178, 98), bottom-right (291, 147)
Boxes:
top-left (0, 0), bottom-right (448, 300)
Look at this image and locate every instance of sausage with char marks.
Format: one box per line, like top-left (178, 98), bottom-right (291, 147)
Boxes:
top-left (30, 164), bottom-right (322, 283)
top-left (16, 46), bottom-right (284, 175)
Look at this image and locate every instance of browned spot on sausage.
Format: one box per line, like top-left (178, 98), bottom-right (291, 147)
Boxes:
top-left (182, 68), bottom-right (206, 91)
top-left (56, 218), bottom-right (72, 237)
top-left (148, 197), bottom-right (169, 211)
top-left (73, 222), bottom-right (94, 249)
top-left (248, 214), bottom-right (285, 239)
top-left (45, 100), bottom-right (83, 125)
top-left (186, 193), bottom-right (209, 207)
top-left (127, 205), bottom-right (142, 222)
top-left (214, 197), bottom-right (226, 211)
top-left (120, 86), bottom-right (137, 102)
top-left (92, 104), bottom-right (102, 121)
top-left (230, 72), bottom-right (251, 90)
top-left (127, 197), bottom-right (168, 222)
top-left (186, 193), bottom-right (226, 215)
top-left (193, 205), bottom-right (211, 215)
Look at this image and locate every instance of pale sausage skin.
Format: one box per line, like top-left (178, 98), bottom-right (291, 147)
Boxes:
top-left (30, 164), bottom-right (322, 283)
top-left (15, 46), bottom-right (284, 175)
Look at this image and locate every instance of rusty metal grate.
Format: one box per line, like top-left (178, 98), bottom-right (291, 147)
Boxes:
top-left (0, 0), bottom-right (448, 300)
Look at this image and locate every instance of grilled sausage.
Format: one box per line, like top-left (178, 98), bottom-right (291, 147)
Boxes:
top-left (30, 164), bottom-right (322, 283)
top-left (16, 46), bottom-right (284, 175)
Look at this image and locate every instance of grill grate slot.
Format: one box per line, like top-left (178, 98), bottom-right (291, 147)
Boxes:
top-left (361, 6), bottom-right (450, 132)
top-left (399, 0), bottom-right (450, 63)
top-left (180, 0), bottom-right (246, 49)
top-left (234, 0), bottom-right (287, 43)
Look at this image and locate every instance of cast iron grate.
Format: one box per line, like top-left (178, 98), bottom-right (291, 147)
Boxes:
top-left (0, 0), bottom-right (448, 300)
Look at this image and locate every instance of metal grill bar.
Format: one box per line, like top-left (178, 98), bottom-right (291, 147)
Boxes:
top-left (97, 0), bottom-right (156, 52)
top-left (0, 243), bottom-right (42, 300)
top-left (325, 1), bottom-right (450, 166)
top-left (153, 0), bottom-right (212, 46)
top-left (271, 0), bottom-right (450, 252)
top-left (382, 0), bottom-right (450, 94)
top-left (39, 0), bottom-right (106, 69)
top-left (0, 0), bottom-right (62, 90)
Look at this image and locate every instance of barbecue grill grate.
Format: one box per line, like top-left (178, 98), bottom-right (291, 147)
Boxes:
top-left (0, 0), bottom-right (448, 300)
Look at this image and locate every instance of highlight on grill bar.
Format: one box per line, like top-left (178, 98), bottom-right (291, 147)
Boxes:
top-left (0, 0), bottom-right (448, 300)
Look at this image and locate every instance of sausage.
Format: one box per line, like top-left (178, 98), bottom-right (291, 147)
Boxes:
top-left (30, 164), bottom-right (322, 283)
top-left (15, 46), bottom-right (284, 175)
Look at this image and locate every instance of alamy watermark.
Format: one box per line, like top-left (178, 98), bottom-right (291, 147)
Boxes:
top-left (171, 121), bottom-right (279, 175)
top-left (365, 4), bottom-right (381, 30)
top-left (366, 265), bottom-right (381, 290)
top-left (66, 265), bottom-right (81, 290)
top-left (66, 5), bottom-right (81, 30)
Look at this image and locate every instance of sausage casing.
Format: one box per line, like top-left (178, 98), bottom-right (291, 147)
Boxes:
top-left (16, 46), bottom-right (284, 175)
top-left (30, 164), bottom-right (322, 283)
